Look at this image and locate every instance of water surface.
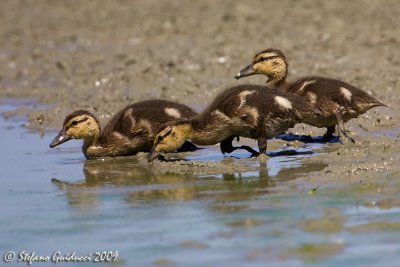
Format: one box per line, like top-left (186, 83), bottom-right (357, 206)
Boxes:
top-left (1, 99), bottom-right (399, 267)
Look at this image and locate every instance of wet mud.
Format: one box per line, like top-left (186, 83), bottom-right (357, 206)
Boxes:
top-left (1, 0), bottom-right (399, 188)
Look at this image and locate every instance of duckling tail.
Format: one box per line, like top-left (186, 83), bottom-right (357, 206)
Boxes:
top-left (375, 101), bottom-right (389, 108)
top-left (355, 97), bottom-right (388, 112)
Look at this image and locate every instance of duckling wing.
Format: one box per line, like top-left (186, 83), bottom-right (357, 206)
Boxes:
top-left (288, 77), bottom-right (385, 115)
top-left (101, 100), bottom-right (198, 140)
top-left (216, 85), bottom-right (316, 137)
top-left (97, 100), bottom-right (197, 154)
top-left (86, 134), bottom-right (138, 158)
top-left (255, 90), bottom-right (317, 136)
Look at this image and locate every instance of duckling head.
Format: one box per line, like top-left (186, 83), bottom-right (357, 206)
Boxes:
top-left (235, 48), bottom-right (288, 86)
top-left (147, 122), bottom-right (192, 162)
top-left (49, 110), bottom-right (100, 148)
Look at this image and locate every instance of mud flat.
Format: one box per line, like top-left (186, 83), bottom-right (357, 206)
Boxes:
top-left (0, 0), bottom-right (399, 189)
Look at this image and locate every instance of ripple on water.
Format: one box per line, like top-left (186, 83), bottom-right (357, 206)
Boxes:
top-left (3, 99), bottom-right (399, 267)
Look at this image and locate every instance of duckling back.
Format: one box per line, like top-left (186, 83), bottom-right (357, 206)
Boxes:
top-left (238, 84), bottom-right (319, 137)
top-left (99, 100), bottom-right (198, 152)
top-left (195, 84), bottom-right (318, 138)
top-left (288, 77), bottom-right (385, 118)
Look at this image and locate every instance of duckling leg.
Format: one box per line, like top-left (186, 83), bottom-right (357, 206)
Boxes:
top-left (240, 145), bottom-right (260, 157)
top-left (321, 126), bottom-right (336, 142)
top-left (220, 135), bottom-right (259, 157)
top-left (220, 135), bottom-right (237, 154)
top-left (257, 137), bottom-right (268, 161)
top-left (334, 108), bottom-right (355, 143)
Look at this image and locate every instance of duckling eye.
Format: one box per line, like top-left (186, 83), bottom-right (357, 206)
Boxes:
top-left (257, 56), bottom-right (278, 63)
top-left (161, 132), bottom-right (171, 140)
top-left (157, 130), bottom-right (173, 143)
top-left (256, 57), bottom-right (266, 63)
top-left (71, 121), bottom-right (78, 126)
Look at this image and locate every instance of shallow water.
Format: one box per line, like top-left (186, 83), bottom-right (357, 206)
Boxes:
top-left (1, 99), bottom-right (400, 267)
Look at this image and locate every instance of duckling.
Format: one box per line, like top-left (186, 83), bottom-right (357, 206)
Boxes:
top-left (49, 100), bottom-right (198, 159)
top-left (235, 48), bottom-right (386, 142)
top-left (147, 84), bottom-right (319, 161)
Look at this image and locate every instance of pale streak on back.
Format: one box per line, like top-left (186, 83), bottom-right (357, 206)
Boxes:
top-left (297, 80), bottom-right (316, 93)
top-left (124, 108), bottom-right (136, 129)
top-left (340, 87), bottom-right (353, 101)
top-left (113, 131), bottom-right (127, 140)
top-left (212, 109), bottom-right (232, 123)
top-left (237, 90), bottom-right (256, 110)
top-left (242, 106), bottom-right (259, 126)
top-left (164, 107), bottom-right (182, 118)
top-left (306, 91), bottom-right (317, 104)
top-left (137, 119), bottom-right (153, 137)
top-left (274, 96), bottom-right (293, 109)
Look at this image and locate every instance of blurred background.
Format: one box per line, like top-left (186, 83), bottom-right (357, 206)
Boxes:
top-left (0, 0), bottom-right (398, 130)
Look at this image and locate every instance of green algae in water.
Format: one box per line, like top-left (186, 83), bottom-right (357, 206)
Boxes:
top-left (153, 258), bottom-right (175, 266)
top-left (283, 242), bottom-right (344, 262)
top-left (299, 208), bottom-right (345, 233)
top-left (225, 218), bottom-right (266, 228)
top-left (179, 240), bottom-right (209, 249)
top-left (347, 221), bottom-right (400, 234)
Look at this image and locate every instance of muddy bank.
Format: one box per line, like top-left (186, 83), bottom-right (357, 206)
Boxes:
top-left (0, 0), bottom-right (399, 187)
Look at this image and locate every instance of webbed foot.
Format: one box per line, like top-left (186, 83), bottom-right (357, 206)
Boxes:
top-left (220, 135), bottom-right (259, 157)
top-left (177, 141), bottom-right (199, 152)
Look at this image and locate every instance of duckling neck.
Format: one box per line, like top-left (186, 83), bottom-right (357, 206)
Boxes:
top-left (82, 136), bottom-right (98, 156)
top-left (188, 127), bottom-right (211, 145)
top-left (81, 125), bottom-right (102, 158)
top-left (268, 78), bottom-right (287, 87)
top-left (188, 118), bottom-right (232, 145)
top-left (267, 79), bottom-right (291, 91)
top-left (266, 64), bottom-right (289, 90)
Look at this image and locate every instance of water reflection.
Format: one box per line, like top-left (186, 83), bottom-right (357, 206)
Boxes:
top-left (51, 155), bottom-right (327, 211)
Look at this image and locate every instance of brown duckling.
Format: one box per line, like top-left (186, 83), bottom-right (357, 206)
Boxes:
top-left (49, 100), bottom-right (198, 159)
top-left (147, 84), bottom-right (319, 161)
top-left (235, 48), bottom-right (386, 142)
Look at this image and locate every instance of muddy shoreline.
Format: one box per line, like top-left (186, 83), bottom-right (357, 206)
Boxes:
top-left (1, 0), bottom-right (399, 190)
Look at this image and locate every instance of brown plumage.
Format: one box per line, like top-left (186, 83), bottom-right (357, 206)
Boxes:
top-left (147, 84), bottom-right (319, 161)
top-left (49, 100), bottom-right (198, 159)
top-left (235, 48), bottom-right (386, 142)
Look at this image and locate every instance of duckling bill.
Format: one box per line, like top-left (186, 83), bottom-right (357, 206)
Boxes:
top-left (235, 48), bottom-right (387, 142)
top-left (235, 64), bottom-right (256, 79)
top-left (50, 129), bottom-right (71, 147)
top-left (50, 100), bottom-right (198, 159)
top-left (148, 84), bottom-right (319, 161)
